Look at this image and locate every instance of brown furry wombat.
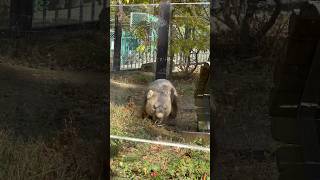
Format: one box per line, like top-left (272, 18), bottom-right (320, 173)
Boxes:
top-left (142, 79), bottom-right (178, 125)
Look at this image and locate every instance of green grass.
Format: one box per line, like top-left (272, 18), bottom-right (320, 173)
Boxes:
top-left (110, 71), bottom-right (210, 179)
top-left (111, 143), bottom-right (210, 179)
top-left (111, 71), bottom-right (154, 85)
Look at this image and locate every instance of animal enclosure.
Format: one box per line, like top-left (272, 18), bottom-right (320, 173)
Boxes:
top-left (110, 2), bottom-right (210, 71)
top-left (0, 0), bottom-right (107, 30)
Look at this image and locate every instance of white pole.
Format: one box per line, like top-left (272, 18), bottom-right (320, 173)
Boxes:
top-left (110, 2), bottom-right (210, 7)
top-left (110, 135), bottom-right (210, 152)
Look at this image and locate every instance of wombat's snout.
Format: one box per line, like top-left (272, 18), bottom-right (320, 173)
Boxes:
top-left (155, 112), bottom-right (164, 119)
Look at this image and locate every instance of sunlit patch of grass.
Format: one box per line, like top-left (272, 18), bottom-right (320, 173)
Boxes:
top-left (111, 143), bottom-right (210, 179)
top-left (111, 71), bottom-right (154, 85)
top-left (110, 102), bottom-right (151, 139)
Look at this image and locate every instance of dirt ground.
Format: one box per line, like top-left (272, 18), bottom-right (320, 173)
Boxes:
top-left (0, 61), bottom-right (106, 140)
top-left (213, 58), bottom-right (279, 179)
top-left (0, 31), bottom-right (108, 178)
top-left (110, 71), bottom-right (200, 133)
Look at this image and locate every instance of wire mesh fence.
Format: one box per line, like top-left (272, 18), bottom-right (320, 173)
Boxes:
top-left (32, 0), bottom-right (106, 27)
top-left (0, 0), bottom-right (106, 30)
top-left (110, 2), bottom-right (210, 71)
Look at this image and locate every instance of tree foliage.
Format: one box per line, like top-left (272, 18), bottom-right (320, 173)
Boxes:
top-left (111, 0), bottom-right (210, 74)
top-left (169, 0), bottom-right (210, 75)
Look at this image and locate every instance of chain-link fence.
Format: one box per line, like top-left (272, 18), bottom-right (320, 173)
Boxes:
top-left (110, 2), bottom-right (210, 71)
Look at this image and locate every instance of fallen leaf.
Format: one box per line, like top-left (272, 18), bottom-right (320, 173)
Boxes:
top-left (150, 171), bottom-right (158, 177)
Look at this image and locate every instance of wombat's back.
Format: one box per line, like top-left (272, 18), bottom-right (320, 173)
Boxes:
top-left (142, 79), bottom-right (178, 123)
top-left (148, 79), bottom-right (176, 95)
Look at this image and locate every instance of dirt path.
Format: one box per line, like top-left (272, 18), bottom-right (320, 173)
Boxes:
top-left (110, 73), bottom-right (199, 133)
top-left (0, 62), bottom-right (106, 140)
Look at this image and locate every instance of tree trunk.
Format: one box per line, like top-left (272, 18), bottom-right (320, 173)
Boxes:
top-left (112, 2), bottom-right (123, 71)
top-left (239, 0), bottom-right (257, 57)
top-left (155, 0), bottom-right (171, 80)
top-left (9, 0), bottom-right (33, 32)
top-left (168, 8), bottom-right (174, 77)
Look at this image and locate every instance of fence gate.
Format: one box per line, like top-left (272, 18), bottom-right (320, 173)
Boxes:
top-left (270, 1), bottom-right (320, 179)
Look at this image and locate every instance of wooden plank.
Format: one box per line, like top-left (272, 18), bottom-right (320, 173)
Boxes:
top-left (279, 164), bottom-right (320, 180)
top-left (276, 64), bottom-right (310, 80)
top-left (290, 17), bottom-right (320, 38)
top-left (276, 145), bottom-right (304, 172)
top-left (194, 95), bottom-right (210, 107)
top-left (194, 63), bottom-right (210, 97)
top-left (196, 111), bottom-right (210, 120)
top-left (298, 41), bottom-right (320, 162)
top-left (274, 79), bottom-right (305, 93)
top-left (269, 89), bottom-right (301, 117)
top-left (273, 64), bottom-right (310, 86)
top-left (271, 117), bottom-right (300, 144)
top-left (285, 37), bottom-right (318, 65)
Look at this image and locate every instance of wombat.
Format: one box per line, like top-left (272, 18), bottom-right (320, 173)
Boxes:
top-left (142, 79), bottom-right (178, 125)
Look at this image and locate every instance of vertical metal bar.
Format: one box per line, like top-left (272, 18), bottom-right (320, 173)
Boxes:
top-left (155, 0), bottom-right (171, 80)
top-left (91, 0), bottom-right (96, 21)
top-left (43, 0), bottom-right (47, 25)
top-left (79, 0), bottom-right (83, 23)
top-left (67, 0), bottom-right (71, 21)
top-left (113, 1), bottom-right (123, 71)
top-left (54, 9), bottom-right (59, 23)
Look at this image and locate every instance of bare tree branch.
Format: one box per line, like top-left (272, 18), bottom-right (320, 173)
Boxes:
top-left (255, 0), bottom-right (282, 41)
top-left (222, 0), bottom-right (241, 31)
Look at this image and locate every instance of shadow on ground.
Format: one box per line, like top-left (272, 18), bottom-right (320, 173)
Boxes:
top-left (0, 63), bottom-right (106, 140)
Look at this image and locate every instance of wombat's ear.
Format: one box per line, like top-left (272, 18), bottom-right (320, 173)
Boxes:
top-left (147, 90), bottom-right (154, 99)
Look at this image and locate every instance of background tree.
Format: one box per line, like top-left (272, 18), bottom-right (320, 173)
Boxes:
top-left (169, 0), bottom-right (210, 76)
top-left (110, 0), bottom-right (210, 76)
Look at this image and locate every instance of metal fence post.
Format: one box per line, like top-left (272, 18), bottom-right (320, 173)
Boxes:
top-left (155, 0), bottom-right (171, 80)
top-left (112, 1), bottom-right (123, 71)
top-left (9, 0), bottom-right (34, 31)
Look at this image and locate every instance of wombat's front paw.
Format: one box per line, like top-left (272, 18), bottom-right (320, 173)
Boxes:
top-left (154, 119), bottom-right (163, 126)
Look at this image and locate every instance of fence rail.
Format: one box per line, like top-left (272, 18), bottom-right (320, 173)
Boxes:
top-left (110, 48), bottom-right (210, 70)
